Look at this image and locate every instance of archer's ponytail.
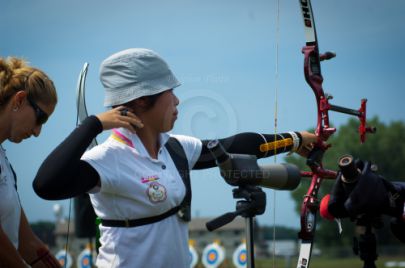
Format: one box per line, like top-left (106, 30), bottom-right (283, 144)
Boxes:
top-left (0, 57), bottom-right (57, 107)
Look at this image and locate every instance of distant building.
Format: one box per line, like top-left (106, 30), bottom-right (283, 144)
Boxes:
top-left (189, 217), bottom-right (267, 258)
top-left (54, 220), bottom-right (94, 260)
top-left (54, 216), bottom-right (267, 261)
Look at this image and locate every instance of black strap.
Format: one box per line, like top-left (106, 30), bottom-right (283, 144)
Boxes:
top-left (101, 205), bottom-right (181, 227)
top-left (165, 137), bottom-right (191, 222)
top-left (100, 137), bottom-right (191, 228)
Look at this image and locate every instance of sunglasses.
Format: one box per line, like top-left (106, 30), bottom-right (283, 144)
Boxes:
top-left (27, 97), bottom-right (49, 125)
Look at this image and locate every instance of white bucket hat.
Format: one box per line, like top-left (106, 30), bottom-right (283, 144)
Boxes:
top-left (100, 48), bottom-right (181, 107)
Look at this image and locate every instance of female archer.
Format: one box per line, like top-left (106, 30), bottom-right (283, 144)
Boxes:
top-left (33, 48), bottom-right (317, 267)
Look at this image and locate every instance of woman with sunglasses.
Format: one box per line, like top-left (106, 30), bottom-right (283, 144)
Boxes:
top-left (0, 57), bottom-right (60, 267)
top-left (33, 48), bottom-right (317, 267)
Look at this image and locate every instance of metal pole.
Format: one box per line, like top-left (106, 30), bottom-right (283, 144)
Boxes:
top-left (245, 217), bottom-right (255, 268)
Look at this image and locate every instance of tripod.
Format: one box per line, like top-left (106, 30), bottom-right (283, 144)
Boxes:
top-left (206, 185), bottom-right (266, 268)
top-left (353, 216), bottom-right (382, 268)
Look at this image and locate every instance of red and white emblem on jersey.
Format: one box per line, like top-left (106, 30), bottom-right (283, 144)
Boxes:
top-left (146, 182), bottom-right (167, 203)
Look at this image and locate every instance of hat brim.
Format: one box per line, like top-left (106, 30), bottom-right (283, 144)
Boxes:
top-left (104, 73), bottom-right (181, 107)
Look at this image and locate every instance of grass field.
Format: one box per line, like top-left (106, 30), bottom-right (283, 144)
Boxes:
top-left (193, 255), bottom-right (405, 268)
top-left (257, 256), bottom-right (405, 268)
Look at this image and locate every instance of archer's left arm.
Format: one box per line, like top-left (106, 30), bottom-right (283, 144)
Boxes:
top-left (193, 131), bottom-right (317, 169)
top-left (18, 209), bottom-right (61, 268)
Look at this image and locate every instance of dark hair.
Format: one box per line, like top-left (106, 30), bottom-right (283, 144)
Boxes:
top-left (114, 91), bottom-right (165, 112)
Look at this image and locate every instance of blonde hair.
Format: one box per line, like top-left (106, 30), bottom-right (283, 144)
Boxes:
top-left (0, 57), bottom-right (57, 107)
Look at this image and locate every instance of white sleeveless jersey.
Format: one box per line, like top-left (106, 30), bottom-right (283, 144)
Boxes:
top-left (82, 129), bottom-right (202, 268)
top-left (0, 146), bottom-right (21, 249)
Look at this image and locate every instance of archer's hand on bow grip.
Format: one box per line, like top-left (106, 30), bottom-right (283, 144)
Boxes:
top-left (295, 131), bottom-right (318, 157)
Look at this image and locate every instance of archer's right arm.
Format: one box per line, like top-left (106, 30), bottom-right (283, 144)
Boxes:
top-left (33, 116), bottom-right (102, 200)
top-left (33, 107), bottom-right (142, 200)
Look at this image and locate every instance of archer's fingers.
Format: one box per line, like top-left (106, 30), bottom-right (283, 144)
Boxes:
top-left (295, 144), bottom-right (313, 157)
top-left (118, 110), bottom-right (144, 132)
top-left (299, 131), bottom-right (318, 145)
top-left (96, 106), bottom-right (143, 131)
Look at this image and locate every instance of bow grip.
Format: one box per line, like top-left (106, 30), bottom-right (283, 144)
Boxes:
top-left (306, 145), bottom-right (325, 168)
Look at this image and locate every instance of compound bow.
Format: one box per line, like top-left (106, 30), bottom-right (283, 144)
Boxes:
top-left (295, 1), bottom-right (376, 267)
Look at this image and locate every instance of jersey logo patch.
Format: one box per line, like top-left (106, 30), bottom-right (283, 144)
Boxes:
top-left (141, 175), bottom-right (159, 183)
top-left (146, 182), bottom-right (167, 203)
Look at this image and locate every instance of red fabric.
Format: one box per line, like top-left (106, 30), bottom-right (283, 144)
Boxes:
top-left (320, 194), bottom-right (334, 221)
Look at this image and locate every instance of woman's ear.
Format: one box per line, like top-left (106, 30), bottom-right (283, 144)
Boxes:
top-left (12, 90), bottom-right (27, 109)
top-left (124, 97), bottom-right (151, 114)
top-left (135, 97), bottom-right (148, 106)
top-left (133, 97), bottom-right (150, 112)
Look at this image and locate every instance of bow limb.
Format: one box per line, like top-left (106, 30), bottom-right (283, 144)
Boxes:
top-left (296, 1), bottom-right (326, 267)
top-left (76, 62), bottom-right (98, 148)
top-left (60, 63), bottom-right (99, 267)
top-left (76, 63), bottom-right (89, 124)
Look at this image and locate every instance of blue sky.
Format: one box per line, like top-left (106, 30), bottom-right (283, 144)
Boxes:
top-left (1, 0), bottom-right (405, 229)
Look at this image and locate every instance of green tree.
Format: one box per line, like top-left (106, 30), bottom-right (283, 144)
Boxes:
top-left (286, 117), bottom-right (405, 248)
top-left (30, 221), bottom-right (56, 248)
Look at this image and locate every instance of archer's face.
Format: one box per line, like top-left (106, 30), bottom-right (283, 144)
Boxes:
top-left (143, 90), bottom-right (179, 133)
top-left (9, 97), bottom-right (55, 143)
